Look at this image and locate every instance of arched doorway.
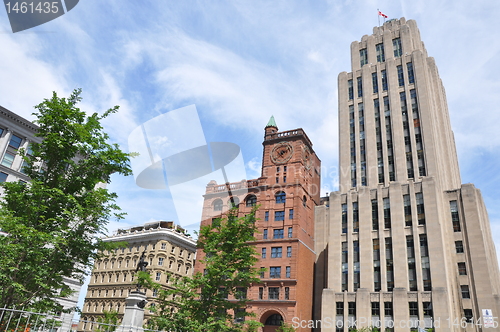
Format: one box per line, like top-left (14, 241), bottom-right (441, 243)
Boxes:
top-left (261, 312), bottom-right (284, 332)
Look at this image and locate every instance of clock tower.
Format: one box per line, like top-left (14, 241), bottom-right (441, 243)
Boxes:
top-left (196, 117), bottom-right (321, 332)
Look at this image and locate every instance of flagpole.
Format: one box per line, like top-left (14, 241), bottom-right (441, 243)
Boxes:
top-left (377, 8), bottom-right (380, 27)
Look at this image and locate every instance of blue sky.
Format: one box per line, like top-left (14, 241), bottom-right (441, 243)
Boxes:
top-left (1, 0), bottom-right (500, 306)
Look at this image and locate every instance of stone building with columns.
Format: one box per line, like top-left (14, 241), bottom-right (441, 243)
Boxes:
top-left (314, 18), bottom-right (500, 332)
top-left (79, 221), bottom-right (197, 329)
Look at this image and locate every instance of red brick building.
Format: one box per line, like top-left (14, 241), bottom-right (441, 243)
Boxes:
top-left (194, 117), bottom-right (321, 332)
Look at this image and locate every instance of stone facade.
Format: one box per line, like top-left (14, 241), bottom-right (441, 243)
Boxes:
top-left (194, 120), bottom-right (321, 332)
top-left (80, 221), bottom-right (196, 329)
top-left (314, 18), bottom-right (500, 332)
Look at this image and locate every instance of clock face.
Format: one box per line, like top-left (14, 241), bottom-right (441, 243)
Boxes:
top-left (271, 142), bottom-right (294, 164)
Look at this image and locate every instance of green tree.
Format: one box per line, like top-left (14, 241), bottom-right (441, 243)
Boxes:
top-left (142, 207), bottom-right (263, 332)
top-left (96, 310), bottom-right (120, 332)
top-left (0, 89), bottom-right (132, 311)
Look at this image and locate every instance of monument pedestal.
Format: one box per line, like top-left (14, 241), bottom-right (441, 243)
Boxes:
top-left (116, 291), bottom-right (147, 332)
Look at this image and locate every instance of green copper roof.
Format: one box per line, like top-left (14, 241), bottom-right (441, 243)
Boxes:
top-left (266, 115), bottom-right (277, 128)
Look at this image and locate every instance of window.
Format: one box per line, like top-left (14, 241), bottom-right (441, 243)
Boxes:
top-left (153, 289), bottom-right (158, 297)
top-left (275, 191), bottom-right (286, 204)
top-left (270, 267), bottom-right (281, 278)
top-left (397, 65), bottom-right (404, 86)
top-left (416, 193), bottom-right (425, 225)
top-left (285, 287), bottom-right (290, 300)
top-left (376, 43), bottom-right (385, 62)
top-left (348, 302), bottom-right (356, 316)
top-left (264, 211), bottom-right (269, 221)
top-left (0, 172), bottom-right (7, 183)
top-left (268, 287), bottom-right (280, 300)
top-left (289, 209), bottom-right (294, 219)
top-left (409, 302), bottom-right (418, 317)
top-left (283, 176), bottom-right (286, 183)
top-left (348, 79), bottom-right (354, 100)
top-left (423, 302), bottom-right (433, 317)
top-left (372, 199), bottom-right (379, 230)
top-left (284, 166), bottom-right (287, 172)
top-left (381, 70), bottom-right (388, 91)
top-left (407, 62), bottom-right (415, 84)
top-left (464, 309), bottom-right (473, 323)
top-left (171, 246), bottom-right (176, 253)
top-left (383, 198), bottom-right (391, 229)
top-left (458, 262), bottom-right (467, 275)
top-left (236, 287), bottom-right (247, 300)
top-left (288, 227), bottom-right (293, 238)
top-left (373, 239), bottom-right (381, 291)
top-left (273, 228), bottom-right (284, 239)
top-left (404, 194), bottom-right (412, 227)
top-left (263, 229), bottom-right (268, 239)
top-left (450, 201), bottom-right (461, 232)
top-left (0, 128), bottom-right (3, 136)
top-left (271, 247), bottom-right (282, 258)
top-left (384, 302), bottom-right (393, 316)
top-left (342, 242), bottom-right (348, 291)
top-left (276, 166), bottom-right (280, 172)
top-left (213, 199), bottom-right (223, 211)
top-left (274, 210), bottom-right (285, 221)
top-left (372, 72), bottom-right (379, 93)
top-left (357, 77), bottom-right (363, 98)
top-left (259, 287), bottom-right (264, 299)
top-left (393, 38), bottom-right (402, 57)
top-left (461, 285), bottom-right (470, 299)
top-left (360, 48), bottom-right (368, 67)
top-left (286, 266), bottom-right (291, 278)
top-left (9, 134), bottom-right (22, 149)
top-left (336, 302), bottom-right (344, 315)
top-left (1, 152), bottom-right (15, 168)
top-left (341, 203), bottom-right (348, 233)
top-left (246, 195), bottom-right (257, 207)
top-left (158, 257), bottom-right (164, 266)
top-left (260, 268), bottom-right (265, 278)
top-left (155, 272), bottom-right (161, 281)
top-left (353, 202), bottom-right (359, 232)
top-left (229, 197), bottom-right (239, 208)
top-left (276, 177), bottom-right (279, 183)
top-left (455, 241), bottom-right (464, 253)
top-left (261, 248), bottom-right (267, 259)
top-left (234, 308), bottom-right (245, 324)
top-left (287, 246), bottom-right (292, 257)
top-left (371, 302), bottom-right (380, 316)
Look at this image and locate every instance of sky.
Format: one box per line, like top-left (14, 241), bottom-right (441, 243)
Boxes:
top-left (1, 0), bottom-right (500, 309)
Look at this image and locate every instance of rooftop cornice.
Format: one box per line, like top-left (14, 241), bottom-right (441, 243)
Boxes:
top-left (0, 105), bottom-right (39, 133)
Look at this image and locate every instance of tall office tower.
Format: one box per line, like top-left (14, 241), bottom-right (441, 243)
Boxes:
top-left (314, 18), bottom-right (500, 332)
top-left (194, 118), bottom-right (321, 332)
top-left (80, 221), bottom-right (196, 329)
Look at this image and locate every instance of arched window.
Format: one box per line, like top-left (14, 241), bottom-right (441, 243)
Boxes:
top-left (246, 194), bottom-right (257, 207)
top-left (265, 314), bottom-right (283, 326)
top-left (228, 197), bottom-right (240, 209)
top-left (213, 199), bottom-right (223, 211)
top-left (275, 191), bottom-right (286, 204)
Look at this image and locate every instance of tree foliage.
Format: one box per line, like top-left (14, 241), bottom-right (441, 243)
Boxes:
top-left (141, 207), bottom-right (263, 332)
top-left (0, 89), bottom-right (132, 311)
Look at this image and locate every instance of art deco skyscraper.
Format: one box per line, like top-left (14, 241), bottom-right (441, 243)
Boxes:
top-left (315, 18), bottom-right (500, 332)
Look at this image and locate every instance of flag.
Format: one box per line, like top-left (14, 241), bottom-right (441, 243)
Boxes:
top-left (378, 10), bottom-right (388, 18)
